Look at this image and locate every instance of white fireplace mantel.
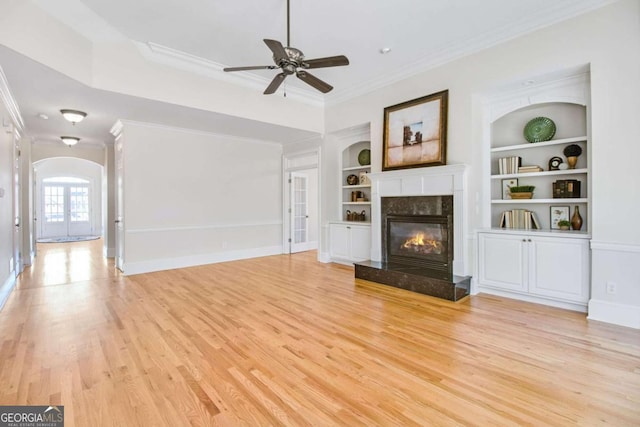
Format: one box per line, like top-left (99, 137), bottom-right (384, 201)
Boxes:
top-left (369, 164), bottom-right (469, 276)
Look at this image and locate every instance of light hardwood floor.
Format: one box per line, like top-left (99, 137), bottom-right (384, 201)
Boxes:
top-left (1, 239), bottom-right (639, 426)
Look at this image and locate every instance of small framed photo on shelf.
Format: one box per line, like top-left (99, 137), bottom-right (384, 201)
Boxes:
top-left (550, 206), bottom-right (570, 229)
top-left (501, 178), bottom-right (518, 200)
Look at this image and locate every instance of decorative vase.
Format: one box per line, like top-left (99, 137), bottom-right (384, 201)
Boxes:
top-left (566, 156), bottom-right (578, 169)
top-left (571, 206), bottom-right (583, 230)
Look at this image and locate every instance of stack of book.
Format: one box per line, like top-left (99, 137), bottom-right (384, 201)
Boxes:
top-left (498, 156), bottom-right (522, 174)
top-left (499, 209), bottom-right (541, 230)
top-left (518, 165), bottom-right (543, 173)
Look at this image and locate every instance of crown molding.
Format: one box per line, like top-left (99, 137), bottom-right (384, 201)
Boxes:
top-left (32, 138), bottom-right (105, 149)
top-left (134, 41), bottom-right (325, 107)
top-left (328, 122), bottom-right (371, 141)
top-left (0, 65), bottom-right (25, 134)
top-left (325, 0), bottom-right (616, 106)
top-left (114, 119), bottom-right (284, 147)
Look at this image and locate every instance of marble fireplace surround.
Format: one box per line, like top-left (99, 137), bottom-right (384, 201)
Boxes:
top-left (369, 164), bottom-right (468, 277)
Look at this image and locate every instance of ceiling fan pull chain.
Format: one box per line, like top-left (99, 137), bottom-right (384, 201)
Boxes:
top-left (287, 0), bottom-right (290, 47)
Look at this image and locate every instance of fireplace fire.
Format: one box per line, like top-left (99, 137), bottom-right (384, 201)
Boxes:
top-left (401, 232), bottom-right (444, 255)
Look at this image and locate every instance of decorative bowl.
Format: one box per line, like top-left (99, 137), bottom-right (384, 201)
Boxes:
top-left (524, 117), bottom-right (556, 143)
top-left (346, 174), bottom-right (359, 185)
top-left (358, 149), bottom-right (371, 166)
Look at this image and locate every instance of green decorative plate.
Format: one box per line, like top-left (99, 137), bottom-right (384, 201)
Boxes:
top-left (358, 149), bottom-right (371, 166)
top-left (523, 117), bottom-right (556, 143)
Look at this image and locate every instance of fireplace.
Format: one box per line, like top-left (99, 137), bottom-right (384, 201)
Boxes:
top-left (386, 214), bottom-right (452, 279)
top-left (355, 191), bottom-right (469, 301)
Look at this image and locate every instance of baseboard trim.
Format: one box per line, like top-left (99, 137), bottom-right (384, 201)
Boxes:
top-left (0, 272), bottom-right (17, 312)
top-left (476, 286), bottom-right (588, 313)
top-left (588, 299), bottom-right (640, 329)
top-left (123, 245), bottom-right (283, 276)
top-left (104, 247), bottom-right (115, 258)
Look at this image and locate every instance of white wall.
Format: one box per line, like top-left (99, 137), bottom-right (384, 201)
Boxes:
top-left (118, 122), bottom-right (284, 274)
top-left (33, 157), bottom-right (103, 238)
top-left (323, 0), bottom-right (640, 327)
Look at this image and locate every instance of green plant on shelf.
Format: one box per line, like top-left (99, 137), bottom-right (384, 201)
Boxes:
top-left (509, 185), bottom-right (536, 193)
top-left (557, 220), bottom-right (571, 230)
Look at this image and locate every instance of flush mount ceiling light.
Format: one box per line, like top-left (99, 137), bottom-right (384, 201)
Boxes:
top-left (60, 136), bottom-right (80, 146)
top-left (379, 47), bottom-right (392, 54)
top-left (60, 109), bottom-right (87, 125)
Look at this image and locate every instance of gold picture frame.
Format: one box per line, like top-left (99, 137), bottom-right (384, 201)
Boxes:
top-left (382, 90), bottom-right (448, 171)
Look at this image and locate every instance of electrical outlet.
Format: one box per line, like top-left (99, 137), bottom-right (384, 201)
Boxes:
top-left (606, 281), bottom-right (617, 294)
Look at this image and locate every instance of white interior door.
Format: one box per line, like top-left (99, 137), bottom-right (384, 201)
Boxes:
top-left (68, 184), bottom-right (91, 236)
top-left (290, 172), bottom-right (309, 253)
top-left (41, 178), bottom-right (92, 238)
top-left (13, 138), bottom-right (21, 274)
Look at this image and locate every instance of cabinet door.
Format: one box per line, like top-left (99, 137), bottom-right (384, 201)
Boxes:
top-left (528, 237), bottom-right (589, 303)
top-left (349, 225), bottom-right (371, 261)
top-left (478, 233), bottom-right (527, 292)
top-left (329, 224), bottom-right (350, 260)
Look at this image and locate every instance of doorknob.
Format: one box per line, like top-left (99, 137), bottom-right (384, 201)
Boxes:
top-left (114, 219), bottom-right (121, 223)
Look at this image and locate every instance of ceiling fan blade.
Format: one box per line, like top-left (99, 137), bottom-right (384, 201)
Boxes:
top-left (264, 73), bottom-right (287, 94)
top-left (296, 71), bottom-right (333, 93)
top-left (264, 39), bottom-right (288, 64)
top-left (224, 65), bottom-right (277, 72)
top-left (303, 55), bottom-right (350, 69)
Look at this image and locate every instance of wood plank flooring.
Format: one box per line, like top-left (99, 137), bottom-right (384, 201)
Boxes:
top-left (1, 239), bottom-right (639, 426)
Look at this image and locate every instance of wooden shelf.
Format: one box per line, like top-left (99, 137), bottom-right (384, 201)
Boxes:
top-left (491, 168), bottom-right (588, 179)
top-left (343, 202), bottom-right (371, 205)
top-left (491, 136), bottom-right (587, 153)
top-left (492, 198), bottom-right (588, 204)
top-left (342, 165), bottom-right (371, 171)
top-left (342, 184), bottom-right (371, 189)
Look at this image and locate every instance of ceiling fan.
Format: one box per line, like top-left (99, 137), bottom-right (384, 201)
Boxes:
top-left (223, 0), bottom-right (349, 95)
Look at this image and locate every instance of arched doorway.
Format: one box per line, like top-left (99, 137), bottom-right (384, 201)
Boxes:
top-left (40, 176), bottom-right (93, 238)
top-left (34, 157), bottom-right (103, 240)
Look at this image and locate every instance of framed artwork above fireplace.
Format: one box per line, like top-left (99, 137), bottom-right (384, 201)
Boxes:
top-left (382, 90), bottom-right (448, 171)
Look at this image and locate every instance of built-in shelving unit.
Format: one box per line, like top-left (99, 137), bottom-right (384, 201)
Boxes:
top-left (341, 141), bottom-right (371, 223)
top-left (489, 103), bottom-right (589, 233)
top-left (329, 137), bottom-right (372, 264)
top-left (476, 71), bottom-right (592, 312)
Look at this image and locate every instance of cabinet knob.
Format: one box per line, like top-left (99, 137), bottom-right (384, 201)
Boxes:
top-left (347, 226), bottom-right (351, 229)
top-left (522, 239), bottom-right (526, 242)
top-left (528, 239), bottom-right (532, 242)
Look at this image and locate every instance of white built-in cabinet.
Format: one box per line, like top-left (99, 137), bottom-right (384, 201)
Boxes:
top-left (329, 223), bottom-right (371, 263)
top-left (327, 126), bottom-right (373, 264)
top-left (477, 70), bottom-right (592, 312)
top-left (478, 231), bottom-right (590, 311)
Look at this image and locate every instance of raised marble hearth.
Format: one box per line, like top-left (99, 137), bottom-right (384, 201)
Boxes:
top-left (355, 261), bottom-right (470, 301)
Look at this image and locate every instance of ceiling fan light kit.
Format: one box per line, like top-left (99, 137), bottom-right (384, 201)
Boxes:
top-left (223, 0), bottom-right (349, 94)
